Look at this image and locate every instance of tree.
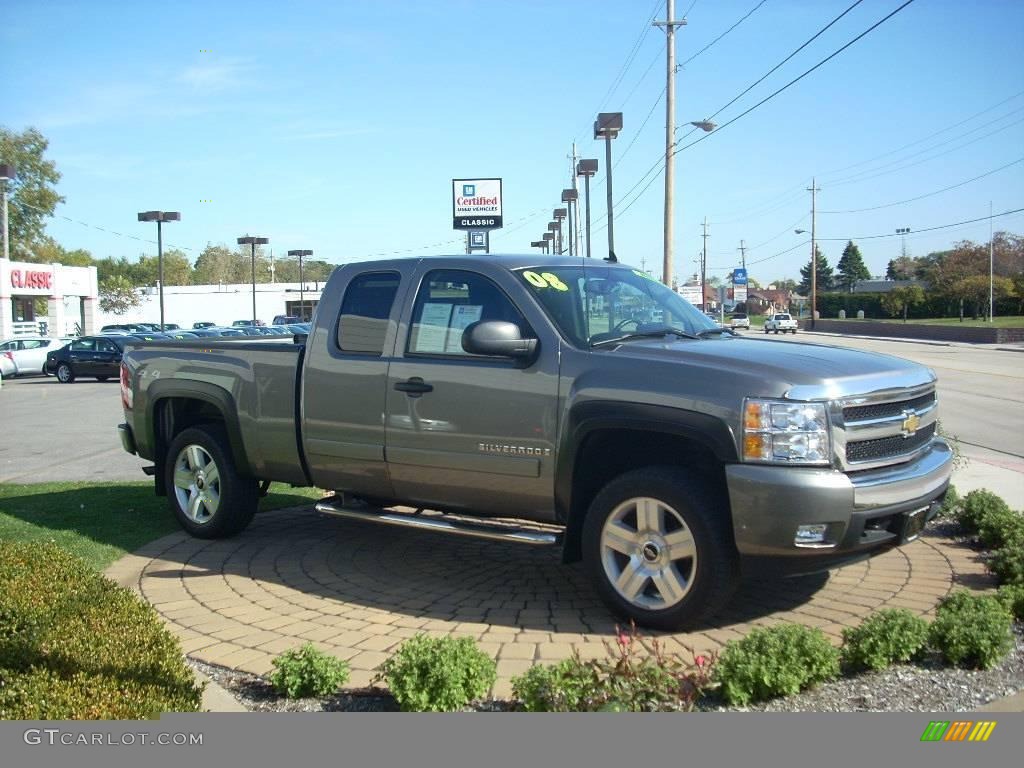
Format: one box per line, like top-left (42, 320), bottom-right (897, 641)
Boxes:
top-left (135, 249), bottom-right (193, 286)
top-left (0, 126), bottom-right (64, 255)
top-left (885, 255), bottom-right (917, 280)
top-left (836, 240), bottom-right (871, 292)
top-left (798, 246), bottom-right (833, 295)
top-left (880, 285), bottom-right (925, 323)
top-left (771, 278), bottom-right (798, 292)
top-left (99, 275), bottom-right (142, 315)
top-left (948, 275), bottom-right (1014, 319)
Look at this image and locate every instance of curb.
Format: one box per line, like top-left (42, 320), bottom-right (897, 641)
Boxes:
top-left (976, 690), bottom-right (1024, 712)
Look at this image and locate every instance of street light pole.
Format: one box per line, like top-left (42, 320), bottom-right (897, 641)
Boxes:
top-left (594, 113), bottom-right (623, 261)
top-left (288, 249), bottom-right (313, 320)
top-left (807, 179), bottom-right (820, 330)
top-left (554, 209), bottom-right (567, 255)
top-left (137, 210), bottom-right (181, 330)
top-left (237, 235), bottom-right (269, 325)
top-left (0, 164), bottom-right (16, 262)
top-left (576, 159), bottom-right (598, 259)
top-left (561, 192), bottom-right (578, 257)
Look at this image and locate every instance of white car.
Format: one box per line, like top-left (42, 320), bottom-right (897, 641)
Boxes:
top-left (729, 313), bottom-right (750, 330)
top-left (764, 313), bottom-right (798, 334)
top-left (0, 336), bottom-right (73, 378)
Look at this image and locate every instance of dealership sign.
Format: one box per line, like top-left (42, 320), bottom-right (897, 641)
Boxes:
top-left (9, 267), bottom-right (54, 293)
top-left (452, 178), bottom-right (502, 230)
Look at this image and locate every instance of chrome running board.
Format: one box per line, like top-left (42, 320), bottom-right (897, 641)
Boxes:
top-left (314, 499), bottom-right (561, 546)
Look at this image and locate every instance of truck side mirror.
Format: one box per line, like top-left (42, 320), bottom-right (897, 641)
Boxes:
top-left (462, 321), bottom-right (538, 360)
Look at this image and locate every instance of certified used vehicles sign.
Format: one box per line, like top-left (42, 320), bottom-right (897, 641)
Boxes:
top-left (452, 178), bottom-right (502, 230)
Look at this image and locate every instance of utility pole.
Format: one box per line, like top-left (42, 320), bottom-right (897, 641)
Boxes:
top-left (989, 200), bottom-right (994, 322)
top-left (808, 178), bottom-right (820, 330)
top-left (701, 217), bottom-right (709, 312)
top-left (654, 0), bottom-right (686, 288)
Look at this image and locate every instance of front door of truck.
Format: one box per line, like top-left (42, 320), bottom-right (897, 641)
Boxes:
top-left (384, 265), bottom-right (560, 520)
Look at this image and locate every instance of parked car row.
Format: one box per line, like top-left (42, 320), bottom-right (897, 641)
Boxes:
top-left (0, 336), bottom-right (75, 379)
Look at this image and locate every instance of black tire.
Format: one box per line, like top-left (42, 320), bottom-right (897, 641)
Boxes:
top-left (56, 363), bottom-right (75, 383)
top-left (164, 424), bottom-right (258, 539)
top-left (582, 466), bottom-right (740, 631)
top-left (763, 329), bottom-right (769, 334)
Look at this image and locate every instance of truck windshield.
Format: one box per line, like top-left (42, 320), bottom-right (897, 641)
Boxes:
top-left (514, 265), bottom-right (718, 348)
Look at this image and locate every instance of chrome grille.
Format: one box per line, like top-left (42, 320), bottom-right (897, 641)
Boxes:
top-left (833, 384), bottom-right (938, 471)
top-left (847, 423), bottom-right (935, 463)
top-left (842, 392), bottom-right (935, 423)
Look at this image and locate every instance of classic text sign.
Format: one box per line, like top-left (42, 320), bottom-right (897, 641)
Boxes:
top-left (452, 178), bottom-right (503, 230)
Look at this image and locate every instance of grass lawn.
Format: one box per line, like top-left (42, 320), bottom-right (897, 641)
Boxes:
top-left (0, 481), bottom-right (325, 572)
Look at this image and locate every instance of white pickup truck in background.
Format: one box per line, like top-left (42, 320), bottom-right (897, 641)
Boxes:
top-left (764, 313), bottom-right (798, 334)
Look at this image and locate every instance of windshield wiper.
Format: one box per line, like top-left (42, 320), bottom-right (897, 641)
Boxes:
top-left (590, 328), bottom-right (698, 348)
top-left (695, 327), bottom-right (734, 337)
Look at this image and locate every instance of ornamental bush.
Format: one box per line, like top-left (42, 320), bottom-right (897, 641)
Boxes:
top-left (937, 485), bottom-right (961, 519)
top-left (378, 635), bottom-right (496, 712)
top-left (997, 584), bottom-right (1024, 621)
top-left (929, 590), bottom-right (1013, 670)
top-left (841, 609), bottom-right (930, 672)
top-left (956, 490), bottom-right (1012, 534)
top-left (269, 643), bottom-right (350, 698)
top-left (988, 536), bottom-right (1024, 587)
top-left (977, 505), bottom-right (1024, 551)
top-left (0, 540), bottom-right (202, 719)
top-left (511, 625), bottom-right (714, 712)
top-left (715, 624), bottom-right (840, 706)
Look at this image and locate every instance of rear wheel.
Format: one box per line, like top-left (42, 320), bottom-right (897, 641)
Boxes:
top-left (165, 424), bottom-right (258, 538)
top-left (56, 363), bottom-right (75, 383)
top-left (582, 466), bottom-right (739, 631)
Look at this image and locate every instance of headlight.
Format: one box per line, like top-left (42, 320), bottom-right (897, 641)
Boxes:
top-left (743, 399), bottom-right (831, 465)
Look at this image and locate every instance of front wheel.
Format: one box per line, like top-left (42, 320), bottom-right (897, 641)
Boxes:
top-left (763, 328), bottom-right (769, 334)
top-left (165, 424), bottom-right (258, 538)
top-left (56, 363), bottom-right (75, 383)
top-left (582, 467), bottom-right (739, 631)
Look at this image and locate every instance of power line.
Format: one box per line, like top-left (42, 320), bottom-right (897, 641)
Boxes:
top-left (674, 0), bottom-right (917, 156)
top-left (820, 158), bottom-right (1024, 214)
top-left (816, 207), bottom-right (1024, 241)
top-left (679, 0), bottom-right (768, 69)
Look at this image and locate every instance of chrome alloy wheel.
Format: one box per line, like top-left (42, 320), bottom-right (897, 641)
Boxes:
top-left (172, 444), bottom-right (221, 524)
top-left (600, 497), bottom-right (698, 611)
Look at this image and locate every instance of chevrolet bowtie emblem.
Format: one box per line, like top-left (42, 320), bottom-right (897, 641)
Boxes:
top-left (901, 410), bottom-right (921, 437)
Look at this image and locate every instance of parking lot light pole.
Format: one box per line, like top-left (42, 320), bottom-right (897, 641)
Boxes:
top-left (0, 164), bottom-right (16, 262)
top-left (542, 232), bottom-right (554, 255)
top-left (547, 222), bottom-right (559, 255)
top-left (137, 211), bottom-right (181, 330)
top-left (237, 235), bottom-right (269, 325)
top-left (561, 191), bottom-right (578, 257)
top-left (553, 209), bottom-right (567, 255)
top-left (576, 159), bottom-right (598, 258)
top-left (594, 112), bottom-right (623, 260)
top-left (287, 249), bottom-right (313, 320)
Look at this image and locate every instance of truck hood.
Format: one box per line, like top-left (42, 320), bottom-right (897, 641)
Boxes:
top-left (601, 336), bottom-right (934, 400)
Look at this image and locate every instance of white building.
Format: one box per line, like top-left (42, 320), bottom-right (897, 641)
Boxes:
top-left (96, 281), bottom-right (325, 329)
top-left (0, 259), bottom-right (99, 338)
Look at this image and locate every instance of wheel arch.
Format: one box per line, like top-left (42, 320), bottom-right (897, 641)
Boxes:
top-left (146, 380), bottom-right (250, 496)
top-left (556, 401), bottom-right (737, 563)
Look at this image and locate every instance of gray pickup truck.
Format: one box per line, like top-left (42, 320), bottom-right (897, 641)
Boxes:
top-left (118, 255), bottom-right (952, 629)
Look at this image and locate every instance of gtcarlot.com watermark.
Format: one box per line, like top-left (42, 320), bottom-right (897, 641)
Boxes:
top-left (24, 728), bottom-right (203, 747)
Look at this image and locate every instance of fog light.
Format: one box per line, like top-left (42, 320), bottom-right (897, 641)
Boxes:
top-left (795, 524), bottom-right (830, 547)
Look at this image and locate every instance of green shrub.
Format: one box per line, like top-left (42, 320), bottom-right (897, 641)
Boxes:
top-left (715, 624), bottom-right (840, 706)
top-left (929, 591), bottom-right (1013, 669)
top-left (957, 490), bottom-right (1012, 534)
top-left (378, 635), bottom-right (496, 712)
top-left (937, 485), bottom-right (961, 519)
top-left (841, 609), bottom-right (930, 672)
top-left (977, 506), bottom-right (1024, 550)
top-left (988, 535), bottom-right (1024, 586)
top-left (269, 643), bottom-right (350, 698)
top-left (512, 657), bottom-right (600, 712)
top-left (511, 626), bottom-right (715, 712)
top-left (996, 585), bottom-right (1024, 621)
top-left (0, 540), bottom-right (201, 719)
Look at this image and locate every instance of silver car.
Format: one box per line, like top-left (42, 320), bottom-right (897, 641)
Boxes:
top-left (0, 336), bottom-right (73, 378)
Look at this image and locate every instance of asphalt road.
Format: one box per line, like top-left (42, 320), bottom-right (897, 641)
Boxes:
top-left (763, 331), bottom-right (1024, 459)
top-left (1, 334), bottom-right (1021, 485)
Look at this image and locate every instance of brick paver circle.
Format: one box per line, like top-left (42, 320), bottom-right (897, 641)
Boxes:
top-left (110, 506), bottom-right (992, 695)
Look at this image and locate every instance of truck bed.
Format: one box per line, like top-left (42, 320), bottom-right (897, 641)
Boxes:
top-left (123, 338), bottom-right (308, 485)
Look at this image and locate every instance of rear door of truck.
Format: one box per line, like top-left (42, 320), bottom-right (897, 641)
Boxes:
top-left (301, 261), bottom-right (417, 499)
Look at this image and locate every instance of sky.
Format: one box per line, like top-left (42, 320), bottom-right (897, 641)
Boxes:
top-left (2, 0), bottom-right (1023, 285)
